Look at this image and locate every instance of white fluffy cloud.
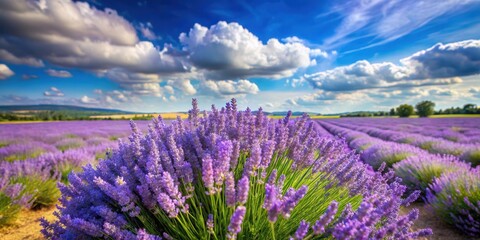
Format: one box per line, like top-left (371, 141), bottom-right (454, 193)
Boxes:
top-left (46, 69), bottom-right (72, 78)
top-left (0, 64), bottom-right (14, 79)
top-left (0, 0), bottom-right (187, 74)
top-left (80, 95), bottom-right (99, 104)
top-left (139, 22), bottom-right (160, 40)
top-left (120, 83), bottom-right (164, 97)
top-left (78, 90), bottom-right (141, 106)
top-left (401, 40), bottom-right (480, 79)
top-left (0, 1), bottom-right (324, 100)
top-left (200, 79), bottom-right (259, 97)
top-left (306, 40), bottom-right (480, 91)
top-left (167, 79), bottom-right (197, 95)
top-left (179, 21), bottom-right (312, 80)
top-left (287, 90), bottom-right (371, 106)
top-left (0, 49), bottom-right (44, 67)
top-left (469, 88), bottom-right (480, 98)
top-left (43, 86), bottom-right (64, 97)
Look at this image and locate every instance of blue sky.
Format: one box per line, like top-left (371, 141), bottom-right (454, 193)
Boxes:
top-left (0, 0), bottom-right (479, 113)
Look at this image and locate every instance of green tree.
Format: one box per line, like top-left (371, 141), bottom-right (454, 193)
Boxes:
top-left (396, 104), bottom-right (414, 118)
top-left (389, 108), bottom-right (396, 116)
top-left (463, 104), bottom-right (478, 114)
top-left (415, 101), bottom-right (435, 117)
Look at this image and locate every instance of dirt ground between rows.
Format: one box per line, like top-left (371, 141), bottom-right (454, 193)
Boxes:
top-left (402, 202), bottom-right (478, 240)
top-left (0, 202), bottom-right (477, 239)
top-left (0, 207), bottom-right (55, 240)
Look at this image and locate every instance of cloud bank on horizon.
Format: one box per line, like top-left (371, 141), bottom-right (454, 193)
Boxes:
top-left (0, 0), bottom-right (479, 113)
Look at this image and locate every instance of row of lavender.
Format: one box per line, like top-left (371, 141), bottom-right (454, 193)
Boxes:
top-left (318, 120), bottom-right (480, 236)
top-left (36, 100), bottom-right (432, 239)
top-left (0, 121), bottom-right (149, 225)
top-left (336, 118), bottom-right (480, 144)
top-left (327, 119), bottom-right (480, 166)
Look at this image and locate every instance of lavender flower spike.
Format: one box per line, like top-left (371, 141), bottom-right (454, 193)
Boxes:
top-left (202, 154), bottom-right (215, 195)
top-left (313, 201), bottom-right (338, 235)
top-left (293, 220), bottom-right (310, 240)
top-left (236, 176), bottom-right (249, 205)
top-left (227, 206), bottom-right (246, 239)
top-left (225, 172), bottom-right (236, 207)
top-left (207, 214), bottom-right (214, 234)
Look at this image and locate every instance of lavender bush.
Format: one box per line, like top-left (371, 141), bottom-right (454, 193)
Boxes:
top-left (10, 175), bottom-right (60, 209)
top-left (0, 141), bottom-right (58, 162)
top-left (42, 99), bottom-right (431, 239)
top-left (361, 144), bottom-right (423, 169)
top-left (461, 149), bottom-right (480, 167)
top-left (55, 138), bottom-right (85, 152)
top-left (0, 179), bottom-right (32, 225)
top-left (393, 154), bottom-right (471, 194)
top-left (426, 169), bottom-right (480, 236)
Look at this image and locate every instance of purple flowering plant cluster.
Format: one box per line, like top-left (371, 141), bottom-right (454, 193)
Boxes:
top-left (326, 119), bottom-right (480, 166)
top-left (426, 169), bottom-right (480, 235)
top-left (318, 119), bottom-right (480, 236)
top-left (0, 121), bottom-right (149, 226)
top-left (393, 154), bottom-right (472, 194)
top-left (41, 99), bottom-right (431, 239)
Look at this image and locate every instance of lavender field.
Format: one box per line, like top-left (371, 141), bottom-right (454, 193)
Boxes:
top-left (2, 0), bottom-right (480, 239)
top-left (0, 100), bottom-right (478, 239)
top-left (317, 117), bottom-right (480, 237)
top-left (0, 121), bottom-right (150, 238)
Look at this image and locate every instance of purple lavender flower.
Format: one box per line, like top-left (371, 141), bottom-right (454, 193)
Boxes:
top-left (157, 193), bottom-right (178, 218)
top-left (214, 140), bottom-right (232, 188)
top-left (136, 229), bottom-right (162, 240)
top-left (268, 201), bottom-right (282, 223)
top-left (260, 140), bottom-right (275, 169)
top-left (202, 154), bottom-right (215, 195)
top-left (263, 183), bottom-right (277, 210)
top-left (313, 201), bottom-right (338, 235)
top-left (225, 172), bottom-right (236, 207)
top-left (282, 186), bottom-right (308, 218)
top-left (207, 214), bottom-right (214, 234)
top-left (293, 220), bottom-right (310, 240)
top-left (227, 206), bottom-right (246, 239)
top-left (236, 176), bottom-right (249, 205)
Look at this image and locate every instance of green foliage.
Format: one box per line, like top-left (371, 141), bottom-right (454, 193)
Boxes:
top-left (11, 176), bottom-right (60, 209)
top-left (109, 136), bottom-right (119, 141)
top-left (57, 163), bottom-right (82, 184)
top-left (463, 104), bottom-right (478, 114)
top-left (0, 193), bottom-right (22, 226)
top-left (55, 138), bottom-right (85, 152)
top-left (437, 104), bottom-right (479, 115)
top-left (383, 153), bottom-right (413, 168)
top-left (0, 141), bottom-right (9, 148)
top-left (415, 101), bottom-right (435, 117)
top-left (396, 104), bottom-right (414, 118)
top-left (3, 149), bottom-right (44, 162)
top-left (461, 150), bottom-right (480, 167)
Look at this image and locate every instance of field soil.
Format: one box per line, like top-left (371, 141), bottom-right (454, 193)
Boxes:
top-left (0, 207), bottom-right (55, 240)
top-left (403, 202), bottom-right (479, 240)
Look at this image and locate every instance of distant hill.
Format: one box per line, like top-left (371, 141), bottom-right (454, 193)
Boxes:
top-left (0, 104), bottom-right (132, 114)
top-left (0, 104), bottom-right (140, 121)
top-left (268, 111), bottom-right (321, 116)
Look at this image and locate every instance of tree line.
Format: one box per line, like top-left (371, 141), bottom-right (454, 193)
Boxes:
top-left (340, 102), bottom-right (479, 118)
